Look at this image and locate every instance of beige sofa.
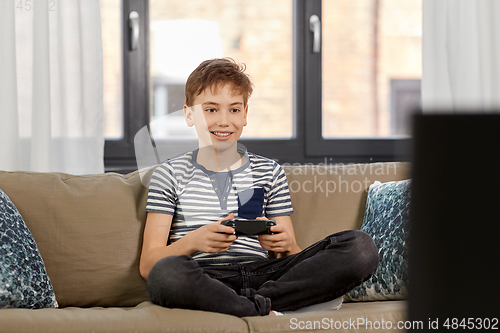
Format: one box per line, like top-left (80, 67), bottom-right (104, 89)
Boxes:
top-left (0, 162), bottom-right (410, 333)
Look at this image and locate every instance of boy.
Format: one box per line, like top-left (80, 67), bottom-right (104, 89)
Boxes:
top-left (140, 58), bottom-right (378, 317)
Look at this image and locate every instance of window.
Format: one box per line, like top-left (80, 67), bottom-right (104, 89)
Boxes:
top-left (149, 0), bottom-right (293, 139)
top-left (322, 0), bottom-right (421, 138)
top-left (103, 0), bottom-right (421, 172)
top-left (103, 0), bottom-right (149, 172)
top-left (101, 0), bottom-right (123, 140)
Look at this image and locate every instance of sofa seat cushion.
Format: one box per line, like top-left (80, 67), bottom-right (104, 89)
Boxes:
top-left (0, 302), bottom-right (250, 333)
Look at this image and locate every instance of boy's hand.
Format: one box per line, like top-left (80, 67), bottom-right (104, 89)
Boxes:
top-left (187, 213), bottom-right (238, 254)
top-left (257, 216), bottom-right (300, 256)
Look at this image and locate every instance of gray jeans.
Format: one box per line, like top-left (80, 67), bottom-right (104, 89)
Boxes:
top-left (146, 230), bottom-right (378, 317)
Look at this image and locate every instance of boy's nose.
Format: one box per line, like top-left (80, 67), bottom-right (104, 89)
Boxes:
top-left (217, 111), bottom-right (229, 126)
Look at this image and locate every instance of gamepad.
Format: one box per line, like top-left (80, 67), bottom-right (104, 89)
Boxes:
top-left (221, 219), bottom-right (276, 236)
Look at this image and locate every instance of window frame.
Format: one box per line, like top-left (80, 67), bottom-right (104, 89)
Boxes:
top-left (104, 0), bottom-right (412, 173)
top-left (104, 0), bottom-right (150, 172)
top-left (302, 0), bottom-right (411, 162)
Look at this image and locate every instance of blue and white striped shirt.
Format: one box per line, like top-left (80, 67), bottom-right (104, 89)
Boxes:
top-left (145, 149), bottom-right (294, 265)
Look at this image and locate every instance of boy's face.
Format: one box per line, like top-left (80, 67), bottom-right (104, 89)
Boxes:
top-left (184, 84), bottom-right (248, 149)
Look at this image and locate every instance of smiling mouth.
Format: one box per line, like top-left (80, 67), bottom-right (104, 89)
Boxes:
top-left (211, 131), bottom-right (233, 138)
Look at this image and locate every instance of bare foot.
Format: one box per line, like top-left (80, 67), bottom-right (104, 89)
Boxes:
top-left (269, 311), bottom-right (276, 316)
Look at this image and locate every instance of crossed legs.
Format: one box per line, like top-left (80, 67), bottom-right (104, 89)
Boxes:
top-left (147, 230), bottom-right (378, 317)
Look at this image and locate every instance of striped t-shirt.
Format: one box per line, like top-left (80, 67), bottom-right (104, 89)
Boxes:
top-left (145, 149), bottom-right (294, 265)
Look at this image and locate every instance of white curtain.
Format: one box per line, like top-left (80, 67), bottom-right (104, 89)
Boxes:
top-left (0, 0), bottom-right (104, 174)
top-left (422, 0), bottom-right (500, 113)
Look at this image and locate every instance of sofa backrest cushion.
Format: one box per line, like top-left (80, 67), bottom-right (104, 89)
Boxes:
top-left (284, 163), bottom-right (410, 249)
top-left (0, 169), bottom-right (153, 308)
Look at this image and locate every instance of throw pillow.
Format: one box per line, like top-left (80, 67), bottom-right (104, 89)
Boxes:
top-left (345, 179), bottom-right (411, 301)
top-left (0, 188), bottom-right (58, 309)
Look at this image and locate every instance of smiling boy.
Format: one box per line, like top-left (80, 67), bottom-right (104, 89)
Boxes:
top-left (140, 58), bottom-right (379, 317)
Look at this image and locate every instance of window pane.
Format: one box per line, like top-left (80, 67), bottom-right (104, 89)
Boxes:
top-left (101, 0), bottom-right (123, 139)
top-left (149, 0), bottom-right (293, 139)
top-left (322, 0), bottom-right (422, 138)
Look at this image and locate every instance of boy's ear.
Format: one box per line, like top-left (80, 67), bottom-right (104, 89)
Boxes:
top-left (184, 105), bottom-right (194, 127)
top-left (243, 104), bottom-right (248, 127)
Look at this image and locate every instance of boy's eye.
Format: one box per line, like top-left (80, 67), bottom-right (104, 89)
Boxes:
top-left (205, 108), bottom-right (217, 113)
top-left (230, 108), bottom-right (240, 113)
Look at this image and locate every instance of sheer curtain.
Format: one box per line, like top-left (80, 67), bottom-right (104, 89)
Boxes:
top-left (0, 0), bottom-right (104, 174)
top-left (422, 0), bottom-right (500, 113)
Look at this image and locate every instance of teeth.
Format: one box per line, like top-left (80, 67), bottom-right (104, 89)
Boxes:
top-left (213, 132), bottom-right (231, 137)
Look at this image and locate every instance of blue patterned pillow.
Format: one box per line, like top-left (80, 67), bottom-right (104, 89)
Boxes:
top-left (0, 189), bottom-right (58, 309)
top-left (345, 179), bottom-right (411, 301)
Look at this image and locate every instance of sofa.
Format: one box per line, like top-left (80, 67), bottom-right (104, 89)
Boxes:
top-left (0, 161), bottom-right (410, 333)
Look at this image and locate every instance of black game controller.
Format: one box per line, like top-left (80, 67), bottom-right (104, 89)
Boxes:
top-left (221, 219), bottom-right (276, 236)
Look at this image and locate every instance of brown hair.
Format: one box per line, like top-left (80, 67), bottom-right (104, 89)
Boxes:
top-left (185, 58), bottom-right (254, 107)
